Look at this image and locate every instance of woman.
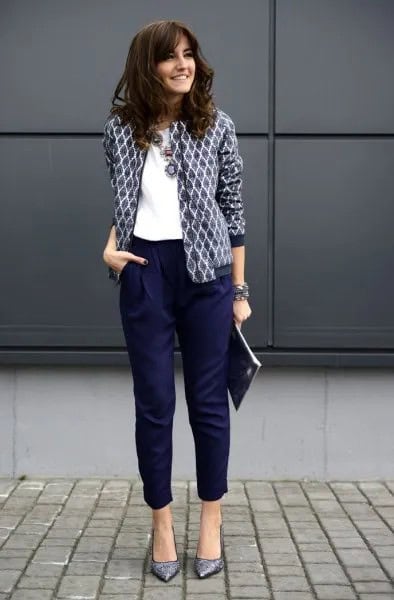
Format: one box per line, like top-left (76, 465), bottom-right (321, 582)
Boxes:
top-left (102, 19), bottom-right (252, 581)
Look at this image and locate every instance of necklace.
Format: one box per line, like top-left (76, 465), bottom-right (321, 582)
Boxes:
top-left (150, 127), bottom-right (177, 177)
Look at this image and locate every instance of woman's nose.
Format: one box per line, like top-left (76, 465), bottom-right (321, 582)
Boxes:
top-left (176, 55), bottom-right (187, 68)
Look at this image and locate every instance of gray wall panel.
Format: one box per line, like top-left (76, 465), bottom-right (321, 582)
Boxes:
top-left (0, 137), bottom-right (267, 347)
top-left (237, 138), bottom-right (268, 347)
top-left (275, 138), bottom-right (394, 347)
top-left (0, 136), bottom-right (123, 346)
top-left (0, 0), bottom-right (268, 133)
top-left (276, 0), bottom-right (394, 132)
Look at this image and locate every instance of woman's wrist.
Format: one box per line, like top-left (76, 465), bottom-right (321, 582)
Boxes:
top-left (233, 281), bottom-right (249, 301)
top-left (103, 245), bottom-right (116, 262)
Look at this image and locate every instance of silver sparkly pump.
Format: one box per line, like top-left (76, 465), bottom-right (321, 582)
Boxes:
top-left (150, 525), bottom-right (180, 582)
top-left (194, 523), bottom-right (224, 578)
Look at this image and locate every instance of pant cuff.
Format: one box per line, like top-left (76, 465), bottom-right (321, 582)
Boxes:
top-left (144, 492), bottom-right (173, 510)
top-left (198, 485), bottom-right (228, 502)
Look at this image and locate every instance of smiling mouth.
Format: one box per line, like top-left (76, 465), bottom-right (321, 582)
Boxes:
top-left (171, 75), bottom-right (189, 80)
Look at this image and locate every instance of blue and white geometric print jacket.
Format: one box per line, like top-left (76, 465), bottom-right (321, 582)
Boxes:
top-left (102, 107), bottom-right (245, 286)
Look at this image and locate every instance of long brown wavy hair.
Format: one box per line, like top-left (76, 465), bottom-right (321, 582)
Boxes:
top-left (108, 20), bottom-right (217, 149)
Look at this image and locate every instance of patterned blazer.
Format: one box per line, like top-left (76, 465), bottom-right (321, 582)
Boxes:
top-left (102, 107), bottom-right (245, 286)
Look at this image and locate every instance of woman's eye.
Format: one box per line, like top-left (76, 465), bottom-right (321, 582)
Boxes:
top-left (166, 52), bottom-right (193, 59)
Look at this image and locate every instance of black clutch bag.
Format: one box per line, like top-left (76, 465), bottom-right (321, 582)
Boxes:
top-left (227, 322), bottom-right (262, 411)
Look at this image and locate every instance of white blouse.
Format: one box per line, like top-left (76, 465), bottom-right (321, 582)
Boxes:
top-left (133, 127), bottom-right (183, 240)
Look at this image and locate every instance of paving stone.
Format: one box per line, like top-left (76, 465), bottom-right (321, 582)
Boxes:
top-left (266, 565), bottom-right (306, 577)
top-left (24, 562), bottom-right (64, 576)
top-left (65, 560), bottom-right (105, 575)
top-left (358, 595), bottom-right (394, 600)
top-left (309, 500), bottom-right (344, 515)
top-left (52, 517), bottom-right (88, 528)
top-left (0, 557), bottom-right (27, 569)
top-left (347, 566), bottom-right (389, 581)
top-left (313, 585), bottom-right (357, 599)
top-left (360, 533), bottom-right (394, 546)
top-left (354, 581), bottom-right (394, 593)
top-left (305, 563), bottom-right (350, 585)
top-left (270, 576), bottom-right (311, 591)
top-left (227, 571), bottom-right (268, 586)
top-left (291, 530), bottom-right (328, 543)
top-left (352, 520), bottom-right (387, 530)
top-left (142, 587), bottom-right (183, 599)
top-left (187, 576), bottom-right (225, 594)
top-left (14, 524), bottom-right (48, 536)
top-left (41, 538), bottom-right (75, 547)
top-left (336, 548), bottom-right (381, 567)
top-left (282, 508), bottom-right (317, 522)
top-left (223, 535), bottom-right (257, 546)
top-left (249, 500), bottom-right (281, 511)
top-left (263, 552), bottom-right (302, 566)
top-left (56, 574), bottom-right (101, 598)
top-left (273, 594), bottom-right (314, 600)
top-left (0, 530), bottom-right (10, 543)
top-left (2, 534), bottom-right (42, 550)
top-left (217, 522), bottom-right (255, 535)
top-left (111, 546), bottom-right (146, 559)
top-left (181, 596), bottom-right (228, 600)
top-left (0, 519), bottom-right (19, 535)
top-left (91, 509), bottom-right (123, 519)
top-left (45, 526), bottom-right (82, 541)
top-left (225, 545), bottom-right (261, 561)
top-left (380, 558), bottom-right (394, 578)
top-left (32, 546), bottom-right (71, 564)
top-left (75, 536), bottom-right (113, 552)
top-left (229, 586), bottom-right (270, 598)
top-left (90, 519), bottom-right (123, 528)
top-left (16, 575), bottom-right (59, 589)
top-left (260, 539), bottom-right (297, 553)
top-left (300, 551), bottom-right (339, 563)
top-left (375, 545), bottom-right (394, 558)
top-left (68, 551), bottom-right (108, 563)
top-left (225, 561), bottom-right (265, 572)
top-left (83, 527), bottom-right (117, 538)
top-left (101, 578), bottom-right (141, 594)
top-left (297, 543), bottom-right (332, 552)
top-left (0, 570), bottom-right (21, 593)
top-left (98, 596), bottom-right (138, 600)
top-left (328, 537), bottom-right (368, 549)
top-left (10, 590), bottom-right (53, 600)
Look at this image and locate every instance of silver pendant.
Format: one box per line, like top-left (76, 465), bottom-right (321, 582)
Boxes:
top-left (165, 161), bottom-right (177, 177)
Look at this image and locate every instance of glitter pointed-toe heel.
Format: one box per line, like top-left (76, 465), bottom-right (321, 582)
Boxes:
top-left (194, 523), bottom-right (224, 578)
top-left (150, 524), bottom-right (180, 582)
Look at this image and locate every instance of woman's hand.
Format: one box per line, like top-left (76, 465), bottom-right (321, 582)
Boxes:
top-left (233, 298), bottom-right (252, 328)
top-left (102, 248), bottom-right (148, 274)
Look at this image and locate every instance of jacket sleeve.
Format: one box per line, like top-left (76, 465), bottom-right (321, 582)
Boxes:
top-left (102, 117), bottom-right (121, 285)
top-left (215, 117), bottom-right (245, 247)
top-left (102, 118), bottom-right (117, 230)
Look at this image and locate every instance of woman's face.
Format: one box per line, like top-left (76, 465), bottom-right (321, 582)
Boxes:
top-left (156, 33), bottom-right (196, 102)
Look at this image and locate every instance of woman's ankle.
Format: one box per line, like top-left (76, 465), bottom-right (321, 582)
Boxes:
top-left (200, 499), bottom-right (222, 525)
top-left (151, 504), bottom-right (173, 529)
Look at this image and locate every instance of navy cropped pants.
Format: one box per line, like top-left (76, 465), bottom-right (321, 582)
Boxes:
top-left (119, 235), bottom-right (234, 509)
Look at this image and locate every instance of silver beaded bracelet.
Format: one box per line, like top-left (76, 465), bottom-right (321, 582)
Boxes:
top-left (233, 282), bottom-right (249, 301)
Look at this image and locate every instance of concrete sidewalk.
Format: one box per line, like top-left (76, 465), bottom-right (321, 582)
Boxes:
top-left (0, 479), bottom-right (393, 599)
